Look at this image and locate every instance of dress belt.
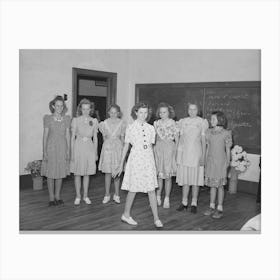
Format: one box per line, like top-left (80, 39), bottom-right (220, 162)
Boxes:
top-left (77, 136), bottom-right (92, 142)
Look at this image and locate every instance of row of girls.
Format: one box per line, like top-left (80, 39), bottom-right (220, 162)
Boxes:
top-left (41, 95), bottom-right (232, 228)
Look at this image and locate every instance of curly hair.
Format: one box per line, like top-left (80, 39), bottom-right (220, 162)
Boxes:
top-left (131, 102), bottom-right (152, 122)
top-left (49, 95), bottom-right (68, 115)
top-left (211, 111), bottom-right (228, 128)
top-left (155, 102), bottom-right (176, 119)
top-left (107, 104), bottom-right (122, 118)
top-left (76, 98), bottom-right (95, 117)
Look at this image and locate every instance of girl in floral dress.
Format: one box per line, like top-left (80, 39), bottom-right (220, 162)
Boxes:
top-left (41, 95), bottom-right (71, 207)
top-left (98, 104), bottom-right (126, 204)
top-left (71, 99), bottom-right (98, 205)
top-left (116, 103), bottom-right (163, 228)
top-left (204, 111), bottom-right (232, 219)
top-left (176, 103), bottom-right (209, 214)
top-left (154, 102), bottom-right (178, 208)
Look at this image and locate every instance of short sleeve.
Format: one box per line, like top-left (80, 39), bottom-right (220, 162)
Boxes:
top-left (43, 115), bottom-right (50, 128)
top-left (201, 118), bottom-right (209, 136)
top-left (124, 125), bottom-right (132, 144)
top-left (71, 118), bottom-right (77, 135)
top-left (225, 130), bottom-right (233, 148)
top-left (65, 115), bottom-right (71, 128)
top-left (120, 120), bottom-right (127, 137)
top-left (150, 126), bottom-right (156, 144)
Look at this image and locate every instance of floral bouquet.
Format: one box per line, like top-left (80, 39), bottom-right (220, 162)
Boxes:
top-left (230, 145), bottom-right (250, 172)
top-left (25, 160), bottom-right (42, 178)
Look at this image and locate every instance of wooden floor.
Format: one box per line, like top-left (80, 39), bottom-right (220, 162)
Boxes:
top-left (20, 173), bottom-right (261, 232)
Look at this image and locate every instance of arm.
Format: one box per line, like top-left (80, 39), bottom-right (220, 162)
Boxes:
top-left (43, 128), bottom-right (49, 160)
top-left (226, 145), bottom-right (231, 166)
top-left (66, 128), bottom-right (70, 160)
top-left (70, 119), bottom-right (76, 161)
top-left (200, 134), bottom-right (206, 166)
top-left (116, 142), bottom-right (130, 176)
top-left (94, 124), bottom-right (98, 160)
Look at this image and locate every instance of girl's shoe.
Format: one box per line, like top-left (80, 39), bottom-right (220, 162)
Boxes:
top-left (74, 197), bottom-right (81, 205)
top-left (48, 201), bottom-right (56, 207)
top-left (154, 219), bottom-right (163, 228)
top-left (204, 207), bottom-right (215, 216)
top-left (176, 204), bottom-right (188, 211)
top-left (212, 210), bottom-right (223, 219)
top-left (163, 197), bottom-right (170, 208)
top-left (102, 195), bottom-right (110, 204)
top-left (83, 197), bottom-right (92, 204)
top-left (190, 205), bottom-right (197, 214)
top-left (121, 214), bottom-right (138, 225)
top-left (113, 194), bottom-right (120, 204)
top-left (156, 195), bottom-right (162, 206)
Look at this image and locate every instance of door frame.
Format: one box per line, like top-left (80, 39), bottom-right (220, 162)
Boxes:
top-left (72, 67), bottom-right (117, 116)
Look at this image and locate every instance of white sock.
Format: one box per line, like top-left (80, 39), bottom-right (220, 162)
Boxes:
top-left (191, 199), bottom-right (197, 206)
top-left (182, 199), bottom-right (188, 206)
top-left (217, 205), bottom-right (223, 212)
top-left (210, 203), bottom-right (215, 209)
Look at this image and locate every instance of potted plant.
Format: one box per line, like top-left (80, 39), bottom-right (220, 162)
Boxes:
top-left (25, 160), bottom-right (43, 190)
top-left (229, 145), bottom-right (250, 194)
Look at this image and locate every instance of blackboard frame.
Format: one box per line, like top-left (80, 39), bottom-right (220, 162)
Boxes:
top-left (135, 81), bottom-right (261, 154)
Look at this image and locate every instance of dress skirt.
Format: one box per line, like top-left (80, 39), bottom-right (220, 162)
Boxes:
top-left (121, 146), bottom-right (158, 193)
top-left (154, 139), bottom-right (177, 179)
top-left (98, 138), bottom-right (123, 174)
top-left (176, 165), bottom-right (204, 186)
top-left (70, 136), bottom-right (96, 176)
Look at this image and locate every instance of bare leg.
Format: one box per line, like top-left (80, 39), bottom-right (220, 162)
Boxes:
top-left (157, 178), bottom-right (163, 197)
top-left (83, 175), bottom-right (90, 198)
top-left (105, 173), bottom-right (111, 196)
top-left (148, 190), bottom-right (160, 221)
top-left (74, 175), bottom-right (82, 198)
top-left (114, 177), bottom-right (120, 196)
top-left (191, 185), bottom-right (200, 206)
top-left (164, 178), bottom-right (172, 198)
top-left (123, 191), bottom-right (137, 218)
top-left (47, 178), bottom-right (55, 201)
top-left (182, 184), bottom-right (190, 205)
top-left (210, 187), bottom-right (217, 206)
top-left (54, 178), bottom-right (62, 200)
top-left (217, 186), bottom-right (224, 210)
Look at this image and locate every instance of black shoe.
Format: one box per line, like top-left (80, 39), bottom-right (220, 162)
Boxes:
top-left (176, 204), bottom-right (188, 211)
top-left (190, 205), bottom-right (197, 214)
top-left (48, 201), bottom-right (56, 207)
top-left (56, 199), bottom-right (64, 205)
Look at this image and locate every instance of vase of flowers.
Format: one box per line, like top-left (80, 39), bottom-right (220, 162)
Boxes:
top-left (229, 145), bottom-right (250, 194)
top-left (25, 160), bottom-right (43, 190)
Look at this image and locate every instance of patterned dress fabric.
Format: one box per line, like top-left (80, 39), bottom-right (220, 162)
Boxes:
top-left (121, 120), bottom-right (158, 193)
top-left (98, 119), bottom-right (126, 174)
top-left (41, 114), bottom-right (71, 179)
top-left (153, 119), bottom-right (178, 179)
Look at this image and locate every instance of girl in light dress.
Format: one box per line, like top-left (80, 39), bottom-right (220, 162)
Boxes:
top-left (115, 103), bottom-right (163, 228)
top-left (154, 102), bottom-right (179, 209)
top-left (41, 95), bottom-right (71, 207)
top-left (98, 104), bottom-right (126, 204)
top-left (204, 111), bottom-right (232, 219)
top-left (176, 103), bottom-right (209, 214)
top-left (70, 99), bottom-right (98, 205)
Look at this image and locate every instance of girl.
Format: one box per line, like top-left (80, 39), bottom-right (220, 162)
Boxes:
top-left (41, 95), bottom-right (71, 207)
top-left (98, 104), bottom-right (126, 204)
top-left (176, 103), bottom-right (208, 214)
top-left (116, 103), bottom-right (163, 228)
top-left (204, 111), bottom-right (232, 219)
top-left (71, 99), bottom-right (98, 205)
top-left (154, 102), bottom-right (178, 208)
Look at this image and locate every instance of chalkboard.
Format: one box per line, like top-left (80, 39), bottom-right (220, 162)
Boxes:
top-left (135, 82), bottom-right (261, 153)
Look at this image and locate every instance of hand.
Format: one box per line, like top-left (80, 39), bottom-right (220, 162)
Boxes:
top-left (43, 152), bottom-right (48, 161)
top-left (113, 164), bottom-right (123, 178)
top-left (95, 153), bottom-right (99, 161)
top-left (227, 159), bottom-right (231, 167)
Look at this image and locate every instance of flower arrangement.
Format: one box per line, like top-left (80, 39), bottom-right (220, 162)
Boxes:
top-left (230, 145), bottom-right (250, 172)
top-left (25, 160), bottom-right (42, 178)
